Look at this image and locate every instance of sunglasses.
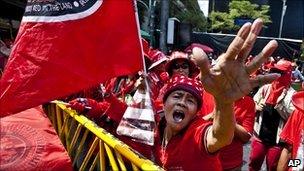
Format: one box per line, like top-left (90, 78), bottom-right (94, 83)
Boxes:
top-left (172, 63), bottom-right (189, 70)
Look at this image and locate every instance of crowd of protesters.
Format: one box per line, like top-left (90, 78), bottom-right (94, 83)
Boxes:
top-left (64, 19), bottom-right (304, 171)
top-left (0, 18), bottom-right (303, 171)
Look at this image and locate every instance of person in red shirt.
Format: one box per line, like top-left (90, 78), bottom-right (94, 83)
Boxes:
top-left (250, 59), bottom-right (296, 171)
top-left (146, 49), bottom-right (168, 100)
top-left (159, 48), bottom-right (216, 116)
top-left (165, 51), bottom-right (200, 79)
top-left (277, 91), bottom-right (304, 171)
top-left (69, 18), bottom-right (280, 170)
top-left (156, 50), bottom-right (202, 113)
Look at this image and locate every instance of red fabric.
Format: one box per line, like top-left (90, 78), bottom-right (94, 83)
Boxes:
top-left (142, 38), bottom-right (150, 58)
top-left (69, 98), bottom-right (110, 119)
top-left (120, 79), bottom-right (136, 96)
top-left (104, 93), bottom-right (128, 122)
top-left (86, 100), bottom-right (110, 118)
top-left (263, 60), bottom-right (275, 71)
top-left (280, 109), bottom-right (304, 159)
top-left (86, 95), bottom-right (222, 169)
top-left (234, 96), bottom-right (256, 133)
top-left (104, 77), bottom-right (136, 98)
top-left (273, 60), bottom-right (293, 71)
top-left (184, 43), bottom-right (214, 54)
top-left (154, 117), bottom-right (221, 171)
top-left (148, 49), bottom-right (167, 70)
top-left (249, 137), bottom-right (282, 171)
top-left (266, 71), bottom-right (292, 105)
top-left (163, 74), bottom-right (204, 109)
top-left (105, 77), bottom-right (118, 94)
top-left (148, 72), bottom-right (167, 100)
top-left (69, 98), bottom-right (87, 112)
top-left (219, 96), bottom-right (255, 169)
top-left (84, 93), bottom-right (153, 158)
top-left (0, 0), bottom-right (142, 117)
top-left (200, 90), bottom-right (215, 116)
top-left (291, 91), bottom-right (304, 112)
top-left (0, 106), bottom-right (72, 170)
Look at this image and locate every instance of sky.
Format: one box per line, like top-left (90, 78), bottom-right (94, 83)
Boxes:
top-left (197, 0), bottom-right (209, 17)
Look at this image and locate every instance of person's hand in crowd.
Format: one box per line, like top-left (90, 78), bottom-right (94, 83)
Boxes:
top-left (68, 98), bottom-right (110, 119)
top-left (256, 103), bottom-right (266, 112)
top-left (191, 18), bottom-right (281, 104)
top-left (68, 98), bottom-right (91, 113)
top-left (135, 72), bottom-right (149, 93)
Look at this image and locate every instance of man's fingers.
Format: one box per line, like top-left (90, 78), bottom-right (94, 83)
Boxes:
top-left (191, 47), bottom-right (210, 77)
top-left (225, 22), bottom-right (251, 60)
top-left (250, 73), bottom-right (281, 88)
top-left (199, 58), bottom-right (211, 81)
top-left (237, 18), bottom-right (263, 62)
top-left (191, 47), bottom-right (208, 67)
top-left (245, 40), bottom-right (278, 74)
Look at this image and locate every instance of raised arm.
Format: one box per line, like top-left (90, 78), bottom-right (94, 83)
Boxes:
top-left (192, 18), bottom-right (280, 153)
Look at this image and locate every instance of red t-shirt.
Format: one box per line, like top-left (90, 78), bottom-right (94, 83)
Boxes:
top-left (280, 109), bottom-right (304, 159)
top-left (154, 117), bottom-right (222, 171)
top-left (219, 96), bottom-right (256, 169)
top-left (200, 90), bottom-right (215, 116)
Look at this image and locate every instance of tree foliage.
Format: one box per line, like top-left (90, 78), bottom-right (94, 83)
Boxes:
top-left (209, 11), bottom-right (236, 33)
top-left (209, 0), bottom-right (271, 33)
top-left (170, 0), bottom-right (208, 32)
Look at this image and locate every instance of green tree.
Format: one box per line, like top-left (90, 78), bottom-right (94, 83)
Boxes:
top-left (209, 0), bottom-right (271, 33)
top-left (170, 0), bottom-right (208, 32)
top-left (209, 11), bottom-right (236, 33)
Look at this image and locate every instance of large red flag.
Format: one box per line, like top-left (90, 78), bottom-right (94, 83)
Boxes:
top-left (0, 0), bottom-right (143, 116)
top-left (0, 106), bottom-right (73, 170)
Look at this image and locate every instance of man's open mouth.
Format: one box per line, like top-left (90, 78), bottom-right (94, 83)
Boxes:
top-left (173, 110), bottom-right (185, 123)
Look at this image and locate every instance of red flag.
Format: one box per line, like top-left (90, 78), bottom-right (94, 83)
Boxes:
top-left (0, 106), bottom-right (73, 170)
top-left (0, 0), bottom-right (143, 116)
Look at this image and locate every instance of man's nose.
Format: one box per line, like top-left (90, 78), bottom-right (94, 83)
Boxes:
top-left (177, 96), bottom-right (187, 107)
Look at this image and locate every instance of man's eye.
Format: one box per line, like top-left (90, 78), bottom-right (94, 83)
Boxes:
top-left (187, 99), bottom-right (194, 104)
top-left (173, 95), bottom-right (180, 99)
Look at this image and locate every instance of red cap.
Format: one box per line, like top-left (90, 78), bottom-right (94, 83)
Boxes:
top-left (163, 75), bottom-right (203, 109)
top-left (184, 43), bottom-right (214, 54)
top-left (148, 49), bottom-right (168, 70)
top-left (165, 51), bottom-right (200, 78)
top-left (291, 91), bottom-right (304, 112)
top-left (273, 59), bottom-right (292, 72)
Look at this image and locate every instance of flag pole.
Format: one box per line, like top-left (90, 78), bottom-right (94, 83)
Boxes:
top-left (133, 0), bottom-right (153, 107)
top-left (134, 0), bottom-right (147, 75)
